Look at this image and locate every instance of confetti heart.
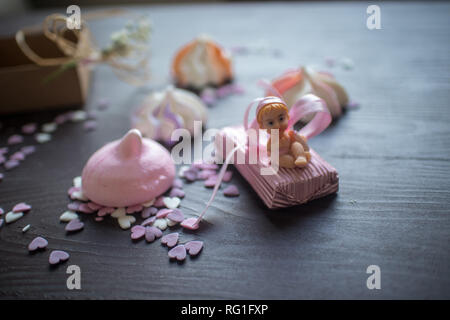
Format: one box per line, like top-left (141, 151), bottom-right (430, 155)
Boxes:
top-left (8, 134), bottom-right (24, 145)
top-left (87, 202), bottom-right (102, 211)
top-left (204, 176), bottom-right (218, 188)
top-left (10, 152), bottom-right (25, 161)
top-left (118, 215), bottom-right (136, 229)
top-left (111, 207), bottom-right (126, 218)
top-left (156, 208), bottom-right (173, 219)
top-left (199, 163), bottom-right (219, 170)
top-left (98, 207), bottom-right (115, 217)
top-left (60, 211), bottom-right (78, 222)
top-left (70, 190), bottom-right (88, 201)
top-left (35, 133), bottom-right (52, 144)
top-left (161, 232), bottom-right (179, 247)
top-left (13, 202), bottom-right (31, 213)
top-left (65, 218), bottom-right (84, 232)
top-left (22, 123), bottom-right (37, 134)
top-left (130, 225), bottom-right (146, 240)
top-left (83, 120), bottom-right (97, 132)
top-left (145, 226), bottom-right (162, 242)
top-left (169, 188), bottom-right (185, 198)
top-left (172, 178), bottom-right (183, 189)
top-left (142, 198), bottom-right (155, 207)
top-left (70, 110), bottom-right (88, 122)
top-left (126, 204), bottom-right (143, 214)
top-left (223, 171), bottom-right (233, 182)
top-left (168, 245), bottom-right (186, 261)
top-left (197, 170), bottom-right (216, 180)
top-left (21, 145), bottom-right (36, 155)
top-left (184, 170), bottom-right (198, 182)
top-left (4, 159), bottom-right (20, 170)
top-left (5, 211), bottom-right (23, 223)
top-left (73, 176), bottom-right (82, 188)
top-left (153, 218), bottom-right (168, 230)
top-left (42, 122), bottom-right (57, 133)
top-left (78, 203), bottom-right (94, 214)
top-left (28, 236), bottom-right (48, 251)
top-left (181, 217), bottom-right (199, 230)
top-left (167, 209), bottom-right (184, 223)
top-left (49, 250), bottom-right (70, 265)
top-left (185, 241), bottom-right (204, 256)
top-left (223, 185), bottom-right (240, 197)
top-left (141, 206), bottom-right (158, 218)
top-left (67, 201), bottom-right (81, 211)
top-left (141, 216), bottom-right (156, 226)
top-left (163, 197), bottom-right (180, 209)
top-left (154, 196), bottom-right (165, 208)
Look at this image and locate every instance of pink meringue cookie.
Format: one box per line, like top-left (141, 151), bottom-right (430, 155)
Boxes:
top-left (81, 129), bottom-right (175, 207)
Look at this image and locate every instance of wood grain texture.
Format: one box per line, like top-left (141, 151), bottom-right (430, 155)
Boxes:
top-left (0, 2), bottom-right (449, 299)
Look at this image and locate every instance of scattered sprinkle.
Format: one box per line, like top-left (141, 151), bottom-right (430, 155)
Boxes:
top-left (49, 250), bottom-right (70, 265)
top-left (5, 211), bottom-right (24, 223)
top-left (28, 236), bottom-right (48, 251)
top-left (168, 244), bottom-right (186, 261)
top-left (60, 211), bottom-right (79, 222)
top-left (35, 132), bottom-right (52, 143)
top-left (7, 134), bottom-right (24, 145)
top-left (223, 184), bottom-right (240, 197)
top-left (185, 241), bottom-right (203, 256)
top-left (22, 224), bottom-right (31, 233)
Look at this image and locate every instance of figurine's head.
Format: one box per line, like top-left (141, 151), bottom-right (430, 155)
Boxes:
top-left (256, 97), bottom-right (289, 132)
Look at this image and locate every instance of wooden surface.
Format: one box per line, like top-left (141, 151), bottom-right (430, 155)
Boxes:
top-left (0, 2), bottom-right (449, 299)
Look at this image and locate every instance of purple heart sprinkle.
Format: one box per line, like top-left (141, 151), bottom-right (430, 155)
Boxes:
top-left (84, 120), bottom-right (98, 132)
top-left (169, 188), bottom-right (185, 198)
top-left (28, 236), bottom-right (48, 251)
top-left (172, 178), bottom-right (183, 189)
top-left (4, 159), bottom-right (20, 170)
top-left (13, 202), bottom-right (31, 213)
top-left (130, 225), bottom-right (146, 240)
top-left (87, 202), bottom-right (103, 211)
top-left (0, 156), bottom-right (5, 165)
top-left (144, 226), bottom-right (162, 242)
top-left (200, 163), bottom-right (219, 170)
top-left (78, 203), bottom-right (94, 214)
top-left (141, 216), bottom-right (156, 227)
top-left (126, 204), bottom-right (143, 214)
top-left (154, 196), bottom-right (165, 208)
top-left (67, 201), bottom-right (81, 211)
top-left (10, 152), bottom-right (25, 161)
top-left (223, 184), bottom-right (240, 197)
top-left (185, 241), bottom-right (204, 256)
top-left (98, 207), bottom-right (114, 216)
top-left (181, 217), bottom-right (200, 230)
top-left (156, 208), bottom-right (173, 219)
top-left (204, 176), bottom-right (219, 188)
top-left (168, 245), bottom-right (186, 261)
top-left (198, 169), bottom-right (216, 180)
top-left (167, 209), bottom-right (184, 223)
top-left (161, 232), bottom-right (179, 247)
top-left (223, 171), bottom-right (233, 182)
top-left (22, 123), bottom-right (37, 135)
top-left (0, 147), bottom-right (8, 155)
top-left (184, 170), bottom-right (198, 182)
top-left (49, 250), bottom-right (70, 265)
top-left (20, 145), bottom-right (36, 155)
top-left (141, 206), bottom-right (158, 218)
top-left (8, 134), bottom-right (24, 145)
top-left (65, 218), bottom-right (84, 232)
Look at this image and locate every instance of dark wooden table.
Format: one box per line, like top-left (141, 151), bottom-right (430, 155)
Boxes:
top-left (0, 2), bottom-right (449, 299)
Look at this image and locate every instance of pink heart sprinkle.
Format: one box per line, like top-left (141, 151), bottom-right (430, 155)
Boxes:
top-left (172, 178), bottom-right (183, 189)
top-left (20, 145), bottom-right (36, 155)
top-left (67, 186), bottom-right (81, 196)
top-left (10, 152), bottom-right (25, 161)
top-left (13, 202), bottom-right (31, 213)
top-left (54, 114), bottom-right (68, 125)
top-left (167, 209), bottom-right (184, 223)
top-left (145, 226), bottom-right (162, 242)
top-left (141, 216), bottom-right (156, 226)
top-left (126, 204), bottom-right (143, 214)
top-left (141, 206), bottom-right (158, 218)
top-left (156, 208), bottom-right (173, 219)
top-left (181, 217), bottom-right (199, 230)
top-left (0, 147), bottom-right (9, 155)
top-left (65, 218), bottom-right (84, 232)
top-left (154, 196), bottom-right (165, 208)
top-left (78, 203), bottom-right (94, 214)
top-left (198, 170), bottom-right (216, 180)
top-left (22, 123), bottom-right (37, 135)
top-left (161, 232), bottom-right (179, 247)
top-left (184, 170), bottom-right (198, 182)
top-left (204, 176), bottom-right (218, 188)
top-left (49, 250), bottom-right (70, 265)
top-left (200, 163), bottom-right (219, 170)
top-left (8, 134), bottom-right (24, 145)
top-left (185, 241), bottom-right (204, 256)
top-left (28, 236), bottom-right (48, 251)
top-left (98, 207), bottom-right (114, 216)
top-left (83, 120), bottom-right (97, 132)
top-left (223, 171), bottom-right (233, 182)
top-left (67, 202), bottom-right (81, 211)
top-left (168, 245), bottom-right (186, 261)
top-left (223, 184), bottom-right (240, 197)
top-left (130, 225), bottom-right (146, 240)
top-left (169, 188), bottom-right (185, 198)
top-left (87, 202), bottom-right (103, 211)
top-left (4, 159), bottom-right (19, 170)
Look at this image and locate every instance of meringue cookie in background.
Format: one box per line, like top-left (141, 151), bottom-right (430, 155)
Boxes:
top-left (81, 129), bottom-right (175, 207)
top-left (268, 66), bottom-right (349, 119)
top-left (133, 86), bottom-right (208, 145)
top-left (172, 35), bottom-right (233, 91)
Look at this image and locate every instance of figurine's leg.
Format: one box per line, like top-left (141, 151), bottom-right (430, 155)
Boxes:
top-left (298, 135), bottom-right (311, 161)
top-left (278, 154), bottom-right (296, 169)
top-left (291, 142), bottom-right (308, 167)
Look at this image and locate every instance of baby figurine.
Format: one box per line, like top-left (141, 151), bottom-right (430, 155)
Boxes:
top-left (256, 97), bottom-right (311, 168)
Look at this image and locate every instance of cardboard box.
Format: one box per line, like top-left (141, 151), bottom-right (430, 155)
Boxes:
top-left (0, 29), bottom-right (91, 115)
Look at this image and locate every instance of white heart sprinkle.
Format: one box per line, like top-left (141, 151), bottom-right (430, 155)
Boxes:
top-left (178, 165), bottom-right (190, 178)
top-left (73, 176), bottom-right (82, 188)
top-left (60, 211), bottom-right (78, 222)
top-left (71, 190), bottom-right (88, 201)
top-left (166, 218), bottom-right (178, 227)
top-left (42, 122), bottom-right (57, 133)
top-left (22, 224), bottom-right (31, 232)
top-left (35, 133), bottom-right (52, 143)
top-left (163, 197), bottom-right (180, 209)
top-left (118, 215), bottom-right (135, 229)
top-left (5, 211), bottom-right (23, 223)
top-left (153, 218), bottom-right (168, 230)
top-left (142, 199), bottom-right (155, 207)
top-left (111, 207), bottom-right (126, 218)
top-left (71, 110), bottom-right (88, 122)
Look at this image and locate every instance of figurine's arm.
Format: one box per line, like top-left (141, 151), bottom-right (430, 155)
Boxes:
top-left (266, 137), bottom-right (271, 154)
top-left (289, 130), bottom-right (309, 151)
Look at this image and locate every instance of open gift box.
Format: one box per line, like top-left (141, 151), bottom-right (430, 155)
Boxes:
top-left (0, 25), bottom-right (91, 115)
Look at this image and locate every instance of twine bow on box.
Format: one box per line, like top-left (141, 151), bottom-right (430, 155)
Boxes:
top-left (15, 10), bottom-right (151, 86)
